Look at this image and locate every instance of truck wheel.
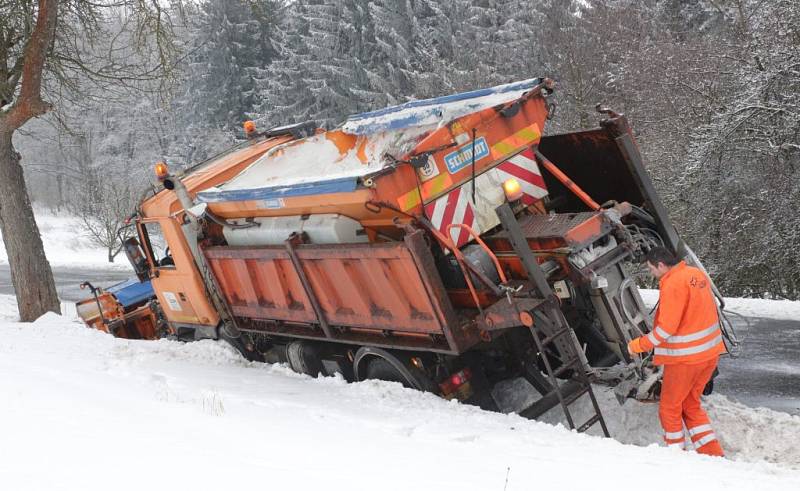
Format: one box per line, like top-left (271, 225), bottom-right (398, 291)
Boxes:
top-left (287, 340), bottom-right (324, 377)
top-left (356, 348), bottom-right (436, 393)
top-left (365, 358), bottom-right (411, 386)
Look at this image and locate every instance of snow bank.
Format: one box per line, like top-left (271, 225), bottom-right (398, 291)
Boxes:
top-left (0, 292), bottom-right (82, 323)
top-left (494, 374), bottom-right (800, 470)
top-left (0, 209), bottom-right (132, 270)
top-left (639, 288), bottom-right (800, 321)
top-left (1, 311), bottom-right (798, 490)
top-left (564, 383), bottom-right (800, 469)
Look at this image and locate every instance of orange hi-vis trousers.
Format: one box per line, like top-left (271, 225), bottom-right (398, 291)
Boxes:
top-left (660, 357), bottom-right (724, 456)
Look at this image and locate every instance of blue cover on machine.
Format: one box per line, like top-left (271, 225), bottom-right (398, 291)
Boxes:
top-left (196, 176), bottom-right (358, 204)
top-left (107, 278), bottom-right (155, 309)
top-left (342, 78), bottom-right (543, 135)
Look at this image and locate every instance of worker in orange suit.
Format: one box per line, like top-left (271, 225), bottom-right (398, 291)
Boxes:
top-left (628, 247), bottom-right (726, 457)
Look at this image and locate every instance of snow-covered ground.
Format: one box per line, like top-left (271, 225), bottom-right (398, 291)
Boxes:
top-left (1, 297), bottom-right (799, 490)
top-left (0, 209), bottom-right (132, 269)
top-left (2, 210), bottom-right (800, 488)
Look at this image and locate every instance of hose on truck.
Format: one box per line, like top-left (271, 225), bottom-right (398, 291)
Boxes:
top-left (680, 244), bottom-right (742, 357)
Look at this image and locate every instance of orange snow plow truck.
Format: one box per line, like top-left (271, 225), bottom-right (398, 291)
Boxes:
top-left (77, 78), bottom-right (734, 433)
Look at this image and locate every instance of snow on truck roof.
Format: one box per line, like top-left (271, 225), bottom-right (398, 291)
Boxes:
top-left (197, 78), bottom-right (543, 204)
top-left (342, 77), bottom-right (544, 134)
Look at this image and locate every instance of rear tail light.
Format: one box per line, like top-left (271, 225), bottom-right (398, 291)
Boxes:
top-left (439, 367), bottom-right (473, 399)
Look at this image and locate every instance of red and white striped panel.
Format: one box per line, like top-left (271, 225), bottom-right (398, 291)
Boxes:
top-left (424, 186), bottom-right (478, 248)
top-left (494, 147), bottom-right (548, 205)
top-left (424, 147), bottom-right (548, 249)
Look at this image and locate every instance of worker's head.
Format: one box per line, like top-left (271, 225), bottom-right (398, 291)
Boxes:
top-left (644, 246), bottom-right (679, 279)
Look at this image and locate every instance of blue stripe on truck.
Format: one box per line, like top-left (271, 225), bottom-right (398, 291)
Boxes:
top-left (196, 177), bottom-right (359, 204)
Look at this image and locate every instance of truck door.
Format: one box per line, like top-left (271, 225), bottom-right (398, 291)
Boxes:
top-left (138, 218), bottom-right (219, 329)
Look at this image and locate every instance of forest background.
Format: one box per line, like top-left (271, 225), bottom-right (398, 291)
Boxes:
top-left (11, 0), bottom-right (800, 299)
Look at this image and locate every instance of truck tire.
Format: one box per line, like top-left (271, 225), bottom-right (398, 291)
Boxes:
top-left (365, 357), bottom-right (411, 386)
top-left (357, 349), bottom-right (437, 393)
top-left (287, 340), bottom-right (324, 377)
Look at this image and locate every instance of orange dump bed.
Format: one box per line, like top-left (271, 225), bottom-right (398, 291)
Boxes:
top-left (203, 230), bottom-right (478, 354)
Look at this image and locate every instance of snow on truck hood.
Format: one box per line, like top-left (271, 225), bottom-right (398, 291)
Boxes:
top-left (197, 78), bottom-right (543, 203)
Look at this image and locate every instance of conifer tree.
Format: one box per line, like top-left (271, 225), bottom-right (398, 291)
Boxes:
top-left (183, 0), bottom-right (284, 131)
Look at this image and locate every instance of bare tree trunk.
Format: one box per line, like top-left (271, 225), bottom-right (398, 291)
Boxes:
top-left (0, 0), bottom-right (61, 320)
top-left (0, 129), bottom-right (60, 320)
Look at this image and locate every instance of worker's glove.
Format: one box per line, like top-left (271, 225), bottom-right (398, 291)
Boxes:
top-left (627, 337), bottom-right (643, 356)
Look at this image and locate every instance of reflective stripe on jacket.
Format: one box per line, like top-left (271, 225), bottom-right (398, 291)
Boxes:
top-left (635, 261), bottom-right (725, 365)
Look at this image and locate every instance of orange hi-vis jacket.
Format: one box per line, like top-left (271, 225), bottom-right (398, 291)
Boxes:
top-left (631, 261), bottom-right (726, 365)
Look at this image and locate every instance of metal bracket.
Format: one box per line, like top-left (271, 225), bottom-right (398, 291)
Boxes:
top-left (284, 233), bottom-right (333, 340)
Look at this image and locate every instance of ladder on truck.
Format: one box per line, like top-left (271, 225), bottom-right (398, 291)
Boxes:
top-left (524, 306), bottom-right (610, 435)
top-left (495, 203), bottom-right (610, 437)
